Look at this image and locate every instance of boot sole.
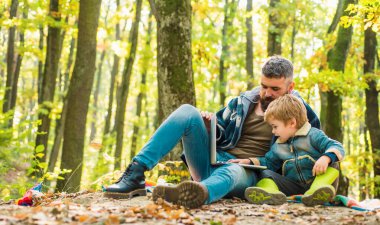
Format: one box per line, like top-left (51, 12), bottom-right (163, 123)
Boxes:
top-left (103, 188), bottom-right (146, 199)
top-left (245, 187), bottom-right (286, 205)
top-left (152, 181), bottom-right (207, 209)
top-left (302, 186), bottom-right (334, 206)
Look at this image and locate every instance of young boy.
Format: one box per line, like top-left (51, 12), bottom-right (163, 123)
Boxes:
top-left (245, 94), bottom-right (345, 206)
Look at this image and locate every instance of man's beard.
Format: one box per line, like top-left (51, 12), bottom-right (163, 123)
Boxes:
top-left (260, 96), bottom-right (275, 112)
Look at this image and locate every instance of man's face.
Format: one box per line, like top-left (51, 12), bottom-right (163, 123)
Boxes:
top-left (259, 75), bottom-right (294, 111)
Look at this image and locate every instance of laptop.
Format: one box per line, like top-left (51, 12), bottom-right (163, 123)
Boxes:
top-left (209, 114), bottom-right (267, 170)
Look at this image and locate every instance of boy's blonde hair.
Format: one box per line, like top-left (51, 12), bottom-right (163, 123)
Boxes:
top-left (264, 94), bottom-right (308, 129)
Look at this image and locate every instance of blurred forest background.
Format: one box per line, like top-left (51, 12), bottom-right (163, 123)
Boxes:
top-left (0, 0), bottom-right (379, 202)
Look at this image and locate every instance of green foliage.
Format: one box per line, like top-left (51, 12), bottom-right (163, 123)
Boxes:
top-left (0, 111), bottom-right (35, 201)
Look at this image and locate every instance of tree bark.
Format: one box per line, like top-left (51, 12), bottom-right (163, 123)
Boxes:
top-left (56, 0), bottom-right (102, 193)
top-left (156, 0), bottom-right (196, 160)
top-left (267, 0), bottom-right (287, 56)
top-left (246, 0), bottom-right (254, 90)
top-left (3, 0), bottom-right (18, 118)
top-left (113, 0), bottom-right (143, 170)
top-left (34, 0), bottom-right (62, 169)
top-left (364, 27), bottom-right (380, 199)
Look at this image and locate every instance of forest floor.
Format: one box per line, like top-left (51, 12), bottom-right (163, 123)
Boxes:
top-left (0, 191), bottom-right (379, 225)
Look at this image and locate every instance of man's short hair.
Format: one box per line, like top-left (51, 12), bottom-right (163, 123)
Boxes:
top-left (264, 94), bottom-right (307, 129)
top-left (262, 55), bottom-right (293, 79)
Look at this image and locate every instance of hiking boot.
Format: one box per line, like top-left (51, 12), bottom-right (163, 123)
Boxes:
top-left (302, 167), bottom-right (339, 206)
top-left (152, 181), bottom-right (208, 209)
top-left (245, 187), bottom-right (287, 205)
top-left (104, 161), bottom-right (147, 198)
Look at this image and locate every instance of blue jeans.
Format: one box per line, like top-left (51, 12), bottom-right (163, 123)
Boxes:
top-left (133, 104), bottom-right (258, 203)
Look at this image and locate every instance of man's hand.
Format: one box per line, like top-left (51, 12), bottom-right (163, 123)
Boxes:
top-left (312, 155), bottom-right (331, 176)
top-left (200, 111), bottom-right (213, 132)
top-left (227, 158), bottom-right (251, 165)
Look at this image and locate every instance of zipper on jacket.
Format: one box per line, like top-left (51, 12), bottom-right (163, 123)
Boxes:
top-left (291, 138), bottom-right (307, 184)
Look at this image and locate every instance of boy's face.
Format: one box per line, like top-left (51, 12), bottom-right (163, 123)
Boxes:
top-left (268, 118), bottom-right (298, 142)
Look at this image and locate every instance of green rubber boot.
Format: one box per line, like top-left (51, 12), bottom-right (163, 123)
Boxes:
top-left (244, 178), bottom-right (287, 205)
top-left (302, 167), bottom-right (339, 206)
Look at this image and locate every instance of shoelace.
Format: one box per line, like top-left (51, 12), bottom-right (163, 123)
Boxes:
top-left (115, 164), bottom-right (133, 183)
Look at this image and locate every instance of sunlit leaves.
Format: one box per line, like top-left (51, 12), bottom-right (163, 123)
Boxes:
top-left (341, 0), bottom-right (380, 31)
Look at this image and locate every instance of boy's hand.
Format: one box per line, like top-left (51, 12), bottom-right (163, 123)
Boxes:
top-left (227, 158), bottom-right (251, 165)
top-left (312, 155), bottom-right (331, 176)
top-left (200, 111), bottom-right (213, 132)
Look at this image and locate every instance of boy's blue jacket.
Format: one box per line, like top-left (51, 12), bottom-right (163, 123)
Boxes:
top-left (215, 87), bottom-right (320, 151)
top-left (252, 122), bottom-right (345, 184)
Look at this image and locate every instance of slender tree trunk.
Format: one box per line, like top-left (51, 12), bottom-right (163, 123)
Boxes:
top-left (325, 0), bottom-right (356, 143)
top-left (90, 51), bottom-right (106, 141)
top-left (245, 0), bottom-right (254, 90)
top-left (130, 13), bottom-right (153, 160)
top-left (155, 0), bottom-right (196, 160)
top-left (9, 9), bottom-right (28, 126)
top-left (320, 0), bottom-right (343, 129)
top-left (47, 36), bottom-right (76, 173)
top-left (325, 0), bottom-right (356, 196)
top-left (113, 0), bottom-right (143, 170)
top-left (56, 0), bottom-right (102, 193)
top-left (103, 0), bottom-right (120, 137)
top-left (219, 0), bottom-right (236, 107)
top-left (267, 0), bottom-right (287, 56)
top-left (96, 1), bottom-right (121, 175)
top-left (290, 0), bottom-right (297, 62)
top-left (38, 26), bottom-right (44, 104)
top-left (34, 0), bottom-right (62, 171)
top-left (3, 0), bottom-right (18, 119)
top-left (364, 27), bottom-right (380, 199)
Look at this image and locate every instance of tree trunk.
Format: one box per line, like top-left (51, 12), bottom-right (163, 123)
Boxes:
top-left (245, 0), bottom-right (254, 90)
top-left (90, 51), bottom-right (106, 141)
top-left (320, 0), bottom-right (343, 130)
top-left (155, 0), bottom-right (196, 160)
top-left (34, 0), bottom-right (62, 171)
top-left (47, 36), bottom-right (76, 173)
top-left (267, 0), bottom-right (287, 56)
top-left (364, 27), bottom-right (380, 199)
top-left (113, 0), bottom-right (143, 170)
top-left (3, 0), bottom-right (18, 119)
top-left (324, 0), bottom-right (356, 195)
top-left (56, 0), bottom-right (102, 193)
top-left (38, 26), bottom-right (44, 104)
top-left (95, 0), bottom-right (121, 176)
top-left (130, 13), bottom-right (153, 160)
top-left (9, 9), bottom-right (28, 126)
top-left (103, 0), bottom-right (121, 137)
top-left (219, 0), bottom-right (236, 107)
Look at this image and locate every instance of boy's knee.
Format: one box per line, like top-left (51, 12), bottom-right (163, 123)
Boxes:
top-left (260, 169), bottom-right (278, 179)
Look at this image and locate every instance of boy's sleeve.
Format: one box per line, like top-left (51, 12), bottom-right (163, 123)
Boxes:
top-left (310, 129), bottom-right (345, 162)
top-left (250, 145), bottom-right (283, 172)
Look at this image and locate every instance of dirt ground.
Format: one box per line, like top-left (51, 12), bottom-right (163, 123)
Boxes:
top-left (0, 191), bottom-right (379, 225)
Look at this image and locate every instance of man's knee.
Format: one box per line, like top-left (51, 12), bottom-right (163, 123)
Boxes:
top-left (175, 104), bottom-right (199, 118)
